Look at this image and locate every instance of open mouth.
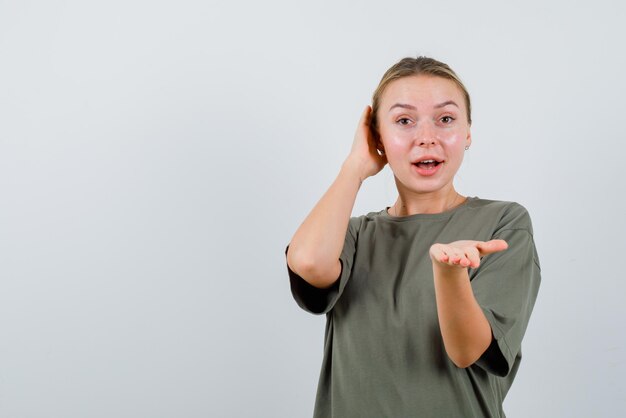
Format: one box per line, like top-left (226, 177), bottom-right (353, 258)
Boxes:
top-left (413, 159), bottom-right (443, 170)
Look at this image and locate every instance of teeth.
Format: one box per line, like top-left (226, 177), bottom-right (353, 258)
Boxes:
top-left (421, 160), bottom-right (435, 163)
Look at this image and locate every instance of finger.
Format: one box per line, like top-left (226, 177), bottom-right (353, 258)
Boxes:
top-left (453, 247), bottom-right (472, 266)
top-left (465, 246), bottom-right (481, 268)
top-left (352, 106), bottom-right (374, 153)
top-left (458, 256), bottom-right (471, 267)
top-left (429, 244), bottom-right (450, 263)
top-left (450, 249), bottom-right (474, 267)
top-left (360, 105), bottom-right (372, 126)
top-left (476, 239), bottom-right (508, 256)
top-left (456, 257), bottom-right (470, 267)
top-left (449, 251), bottom-right (463, 265)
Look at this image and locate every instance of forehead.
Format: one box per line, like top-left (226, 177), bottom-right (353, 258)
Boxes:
top-left (381, 75), bottom-right (465, 109)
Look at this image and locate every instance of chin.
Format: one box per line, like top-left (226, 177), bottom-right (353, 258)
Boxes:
top-left (395, 177), bottom-right (452, 195)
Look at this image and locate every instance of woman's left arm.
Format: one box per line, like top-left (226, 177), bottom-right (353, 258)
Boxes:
top-left (429, 240), bottom-right (509, 368)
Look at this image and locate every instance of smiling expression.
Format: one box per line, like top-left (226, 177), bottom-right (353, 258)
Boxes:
top-left (376, 75), bottom-right (472, 196)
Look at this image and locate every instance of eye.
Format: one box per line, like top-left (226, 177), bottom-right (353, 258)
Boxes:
top-left (440, 116), bottom-right (455, 124)
top-left (397, 117), bottom-right (412, 126)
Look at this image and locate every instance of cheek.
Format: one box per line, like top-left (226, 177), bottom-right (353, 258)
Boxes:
top-left (441, 132), bottom-right (467, 152)
top-left (380, 133), bottom-right (408, 154)
top-left (379, 142), bottom-right (406, 172)
top-left (440, 130), bottom-right (465, 143)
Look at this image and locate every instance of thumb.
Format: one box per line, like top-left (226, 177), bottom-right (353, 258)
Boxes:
top-left (476, 239), bottom-right (508, 256)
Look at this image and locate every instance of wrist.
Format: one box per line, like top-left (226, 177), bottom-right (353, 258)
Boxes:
top-left (341, 156), bottom-right (368, 185)
top-left (432, 259), bottom-right (469, 279)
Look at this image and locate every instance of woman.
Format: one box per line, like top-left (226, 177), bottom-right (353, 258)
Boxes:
top-left (285, 57), bottom-right (540, 417)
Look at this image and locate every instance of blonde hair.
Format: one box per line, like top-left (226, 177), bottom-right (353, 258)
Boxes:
top-left (370, 57), bottom-right (472, 141)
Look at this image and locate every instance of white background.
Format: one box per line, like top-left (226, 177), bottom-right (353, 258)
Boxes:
top-left (1, 1), bottom-right (625, 417)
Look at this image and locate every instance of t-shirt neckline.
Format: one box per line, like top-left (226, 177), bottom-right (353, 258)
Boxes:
top-left (381, 196), bottom-right (477, 222)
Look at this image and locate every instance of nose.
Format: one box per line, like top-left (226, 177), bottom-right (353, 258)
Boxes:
top-left (414, 123), bottom-right (439, 147)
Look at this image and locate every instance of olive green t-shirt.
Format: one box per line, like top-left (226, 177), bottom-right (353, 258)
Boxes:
top-left (287, 197), bottom-right (541, 418)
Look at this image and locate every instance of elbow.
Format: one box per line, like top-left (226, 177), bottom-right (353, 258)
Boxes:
top-left (445, 349), bottom-right (482, 369)
top-left (286, 248), bottom-right (339, 289)
top-left (450, 356), bottom-right (476, 369)
top-left (442, 326), bottom-right (493, 369)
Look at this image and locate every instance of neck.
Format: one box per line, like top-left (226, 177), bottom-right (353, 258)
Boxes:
top-left (391, 184), bottom-right (464, 216)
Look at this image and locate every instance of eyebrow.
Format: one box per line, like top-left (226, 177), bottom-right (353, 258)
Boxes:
top-left (389, 100), bottom-right (459, 111)
top-left (389, 103), bottom-right (416, 111)
top-left (434, 100), bottom-right (459, 109)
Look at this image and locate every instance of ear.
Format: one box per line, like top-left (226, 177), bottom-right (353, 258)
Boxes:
top-left (466, 130), bottom-right (472, 149)
top-left (371, 124), bottom-right (384, 151)
top-left (375, 134), bottom-right (385, 153)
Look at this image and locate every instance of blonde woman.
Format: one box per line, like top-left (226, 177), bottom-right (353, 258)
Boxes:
top-left (286, 57), bottom-right (540, 417)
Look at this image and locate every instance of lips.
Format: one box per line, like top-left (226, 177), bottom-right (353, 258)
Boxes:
top-left (413, 159), bottom-right (441, 170)
top-left (412, 156), bottom-right (444, 176)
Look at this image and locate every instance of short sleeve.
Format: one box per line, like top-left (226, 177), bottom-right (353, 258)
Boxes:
top-left (285, 217), bottom-right (359, 315)
top-left (470, 210), bottom-right (541, 377)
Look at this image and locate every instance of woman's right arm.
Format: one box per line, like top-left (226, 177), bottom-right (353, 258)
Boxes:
top-left (286, 106), bottom-right (387, 289)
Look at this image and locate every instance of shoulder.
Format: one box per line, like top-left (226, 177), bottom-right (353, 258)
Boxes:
top-left (345, 210), bottom-right (380, 237)
top-left (348, 207), bottom-right (389, 225)
top-left (341, 208), bottom-right (390, 241)
top-left (467, 197), bottom-right (534, 235)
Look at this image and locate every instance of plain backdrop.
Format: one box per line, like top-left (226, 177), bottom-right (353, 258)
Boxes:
top-left (1, 0), bottom-right (625, 417)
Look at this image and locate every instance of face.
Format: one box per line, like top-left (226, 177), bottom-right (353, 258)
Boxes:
top-left (376, 75), bottom-right (471, 196)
